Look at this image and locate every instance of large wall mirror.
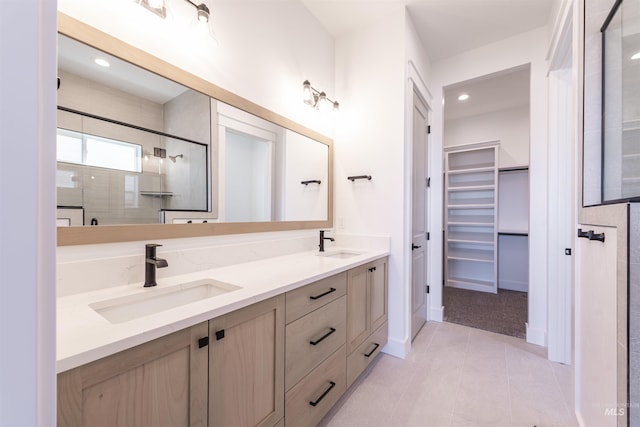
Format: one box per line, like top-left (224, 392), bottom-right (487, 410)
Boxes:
top-left (57, 13), bottom-right (333, 246)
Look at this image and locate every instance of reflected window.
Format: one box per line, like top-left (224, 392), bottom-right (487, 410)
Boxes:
top-left (56, 129), bottom-right (142, 173)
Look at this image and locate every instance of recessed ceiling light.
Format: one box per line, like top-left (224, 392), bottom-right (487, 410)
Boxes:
top-left (94, 58), bottom-right (110, 68)
top-left (457, 93), bottom-right (470, 101)
top-left (632, 52), bottom-right (640, 60)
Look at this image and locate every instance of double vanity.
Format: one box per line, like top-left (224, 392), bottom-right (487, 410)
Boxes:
top-left (57, 245), bottom-right (389, 427)
top-left (54, 13), bottom-right (386, 427)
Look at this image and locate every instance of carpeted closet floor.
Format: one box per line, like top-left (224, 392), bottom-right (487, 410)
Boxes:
top-left (443, 286), bottom-right (528, 338)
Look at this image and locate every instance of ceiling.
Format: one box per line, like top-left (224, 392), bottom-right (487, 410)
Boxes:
top-left (443, 65), bottom-right (531, 120)
top-left (302, 0), bottom-right (555, 61)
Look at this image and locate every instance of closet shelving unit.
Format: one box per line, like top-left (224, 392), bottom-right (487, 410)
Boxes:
top-left (445, 144), bottom-right (498, 293)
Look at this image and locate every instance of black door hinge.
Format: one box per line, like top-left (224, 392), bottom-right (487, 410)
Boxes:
top-left (427, 232), bottom-right (430, 240)
top-left (426, 285), bottom-right (430, 294)
top-left (427, 177), bottom-right (431, 188)
top-left (427, 125), bottom-right (431, 134)
top-left (565, 248), bottom-right (572, 255)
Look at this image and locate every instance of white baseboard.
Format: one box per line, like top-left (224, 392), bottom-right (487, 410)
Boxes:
top-left (381, 336), bottom-right (410, 359)
top-left (526, 323), bottom-right (547, 347)
top-left (430, 305), bottom-right (444, 322)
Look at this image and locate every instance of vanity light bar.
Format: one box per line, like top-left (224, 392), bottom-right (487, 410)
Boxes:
top-left (302, 80), bottom-right (339, 111)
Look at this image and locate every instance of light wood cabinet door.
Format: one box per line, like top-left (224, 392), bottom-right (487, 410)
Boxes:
top-left (369, 257), bottom-right (388, 332)
top-left (346, 264), bottom-right (370, 354)
top-left (208, 295), bottom-right (285, 427)
top-left (57, 322), bottom-right (209, 427)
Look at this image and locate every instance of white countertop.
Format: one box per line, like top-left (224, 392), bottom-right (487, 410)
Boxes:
top-left (57, 247), bottom-right (389, 373)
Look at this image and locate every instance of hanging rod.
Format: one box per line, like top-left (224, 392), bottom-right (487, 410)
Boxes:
top-left (348, 175), bottom-right (372, 182)
top-left (301, 180), bottom-right (322, 186)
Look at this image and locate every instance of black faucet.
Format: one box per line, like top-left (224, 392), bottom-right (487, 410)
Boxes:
top-left (319, 230), bottom-right (335, 252)
top-left (144, 243), bottom-right (168, 287)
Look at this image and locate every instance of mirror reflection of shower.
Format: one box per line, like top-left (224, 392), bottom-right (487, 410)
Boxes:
top-left (169, 154), bottom-right (184, 163)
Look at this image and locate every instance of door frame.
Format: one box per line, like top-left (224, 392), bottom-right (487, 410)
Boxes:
top-left (546, 0), bottom-right (575, 365)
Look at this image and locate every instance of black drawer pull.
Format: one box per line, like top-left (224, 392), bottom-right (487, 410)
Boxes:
top-left (309, 287), bottom-right (336, 300)
top-left (309, 327), bottom-right (336, 346)
top-left (364, 342), bottom-right (380, 358)
top-left (309, 381), bottom-right (336, 407)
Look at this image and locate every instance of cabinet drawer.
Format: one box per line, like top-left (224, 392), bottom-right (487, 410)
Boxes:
top-left (346, 321), bottom-right (387, 388)
top-left (285, 345), bottom-right (346, 427)
top-left (286, 272), bottom-right (347, 324)
top-left (285, 296), bottom-right (346, 390)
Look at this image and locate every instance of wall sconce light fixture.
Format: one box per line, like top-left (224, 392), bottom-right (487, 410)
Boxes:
top-left (134, 0), bottom-right (216, 42)
top-left (303, 80), bottom-right (339, 111)
top-left (136, 0), bottom-right (167, 18)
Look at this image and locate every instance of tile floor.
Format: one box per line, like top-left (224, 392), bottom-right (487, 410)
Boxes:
top-left (321, 321), bottom-right (578, 427)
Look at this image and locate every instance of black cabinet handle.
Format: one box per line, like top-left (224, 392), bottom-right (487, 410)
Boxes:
top-left (309, 381), bottom-right (336, 407)
top-left (198, 337), bottom-right (209, 348)
top-left (364, 342), bottom-right (380, 358)
top-left (411, 244), bottom-right (421, 250)
top-left (309, 287), bottom-right (336, 300)
top-left (215, 330), bottom-right (225, 341)
top-left (577, 228), bottom-right (605, 242)
top-left (368, 267), bottom-right (377, 272)
top-left (309, 327), bottom-right (336, 346)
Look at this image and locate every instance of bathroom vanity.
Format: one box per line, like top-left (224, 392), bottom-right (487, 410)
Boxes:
top-left (56, 250), bottom-right (389, 427)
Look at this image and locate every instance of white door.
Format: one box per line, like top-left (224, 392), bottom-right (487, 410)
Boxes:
top-left (411, 89), bottom-right (429, 340)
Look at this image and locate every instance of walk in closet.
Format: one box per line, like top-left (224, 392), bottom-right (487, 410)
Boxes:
top-left (445, 143), bottom-right (529, 294)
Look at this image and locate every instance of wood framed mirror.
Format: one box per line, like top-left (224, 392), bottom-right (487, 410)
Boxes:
top-left (56, 13), bottom-right (333, 246)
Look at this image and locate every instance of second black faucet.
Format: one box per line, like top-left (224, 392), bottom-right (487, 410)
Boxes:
top-left (319, 230), bottom-right (335, 252)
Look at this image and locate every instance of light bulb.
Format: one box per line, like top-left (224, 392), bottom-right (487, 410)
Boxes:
top-left (303, 81), bottom-right (314, 105)
top-left (632, 52), bottom-right (640, 60)
top-left (458, 93), bottom-right (469, 101)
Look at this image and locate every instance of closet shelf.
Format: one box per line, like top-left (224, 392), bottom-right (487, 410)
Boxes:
top-left (447, 248), bottom-right (494, 262)
top-left (447, 204), bottom-right (495, 210)
top-left (448, 232), bottom-right (494, 243)
top-left (447, 184), bottom-right (495, 191)
top-left (447, 277), bottom-right (495, 288)
top-left (448, 165), bottom-right (495, 174)
top-left (447, 215), bottom-right (494, 225)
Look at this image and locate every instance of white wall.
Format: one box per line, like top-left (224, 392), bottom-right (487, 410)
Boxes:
top-left (431, 27), bottom-right (550, 346)
top-left (333, 4), bottom-right (408, 357)
top-left (444, 105), bottom-right (530, 168)
top-left (333, 6), bottom-right (432, 358)
top-left (0, 1), bottom-right (57, 426)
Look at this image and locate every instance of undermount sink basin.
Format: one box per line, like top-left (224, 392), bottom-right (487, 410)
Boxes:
top-left (317, 250), bottom-right (363, 259)
top-left (90, 279), bottom-right (241, 324)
